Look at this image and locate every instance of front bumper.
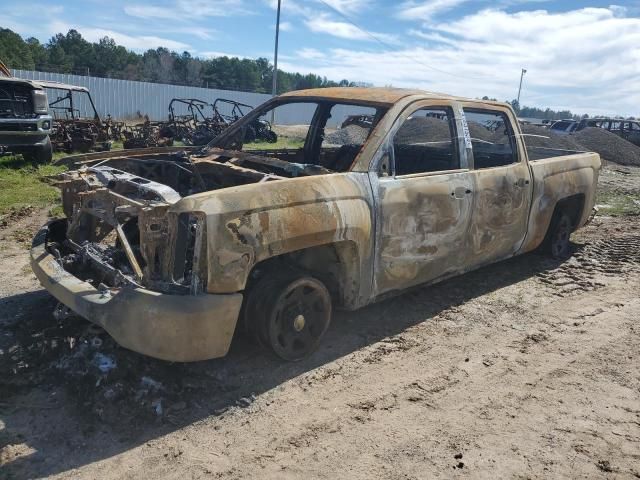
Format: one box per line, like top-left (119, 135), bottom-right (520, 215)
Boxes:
top-left (30, 224), bottom-right (243, 362)
top-left (0, 116), bottom-right (52, 147)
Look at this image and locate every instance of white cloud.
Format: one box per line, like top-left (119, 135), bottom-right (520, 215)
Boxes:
top-left (6, 3), bottom-right (64, 16)
top-left (200, 51), bottom-right (251, 59)
top-left (284, 6), bottom-right (640, 116)
top-left (297, 48), bottom-right (326, 60)
top-left (408, 29), bottom-right (458, 45)
top-left (176, 0), bottom-right (247, 16)
top-left (313, 0), bottom-right (368, 14)
top-left (266, 0), bottom-right (393, 43)
top-left (124, 0), bottom-right (247, 19)
top-left (271, 21), bottom-right (293, 32)
top-left (305, 15), bottom-right (398, 43)
top-left (124, 5), bottom-right (176, 19)
top-left (396, 0), bottom-right (470, 21)
top-left (77, 28), bottom-right (191, 52)
top-left (264, 0), bottom-right (308, 16)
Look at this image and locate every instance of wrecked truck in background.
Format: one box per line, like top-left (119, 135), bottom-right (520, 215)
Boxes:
top-left (31, 87), bottom-right (600, 362)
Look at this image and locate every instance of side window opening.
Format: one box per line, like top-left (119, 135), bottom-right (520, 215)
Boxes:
top-left (462, 108), bottom-right (518, 169)
top-left (319, 103), bottom-right (383, 172)
top-left (392, 107), bottom-right (459, 176)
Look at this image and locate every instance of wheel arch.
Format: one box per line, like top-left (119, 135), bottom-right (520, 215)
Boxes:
top-left (551, 193), bottom-right (586, 232)
top-left (244, 240), bottom-right (363, 310)
top-left (521, 192), bottom-right (587, 253)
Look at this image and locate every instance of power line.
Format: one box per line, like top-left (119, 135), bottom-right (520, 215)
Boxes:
top-left (315, 0), bottom-right (491, 81)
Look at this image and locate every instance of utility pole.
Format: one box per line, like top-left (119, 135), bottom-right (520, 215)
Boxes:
top-left (271, 0), bottom-right (282, 123)
top-left (516, 68), bottom-right (527, 107)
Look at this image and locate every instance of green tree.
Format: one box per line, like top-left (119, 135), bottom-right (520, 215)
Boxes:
top-left (0, 26), bottom-right (354, 93)
top-left (0, 28), bottom-right (34, 69)
top-left (26, 37), bottom-right (48, 69)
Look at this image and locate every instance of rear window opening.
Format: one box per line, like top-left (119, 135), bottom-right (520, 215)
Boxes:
top-left (463, 109), bottom-right (519, 169)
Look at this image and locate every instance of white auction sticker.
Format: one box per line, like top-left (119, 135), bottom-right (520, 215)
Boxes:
top-left (458, 106), bottom-right (472, 149)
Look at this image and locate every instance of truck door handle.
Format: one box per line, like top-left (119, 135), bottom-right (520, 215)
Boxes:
top-left (514, 178), bottom-right (530, 187)
top-left (452, 187), bottom-right (472, 198)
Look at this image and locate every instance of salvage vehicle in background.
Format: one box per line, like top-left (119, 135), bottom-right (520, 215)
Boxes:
top-left (549, 119), bottom-right (578, 135)
top-left (577, 117), bottom-right (640, 147)
top-left (44, 80), bottom-right (118, 153)
top-left (213, 98), bottom-right (277, 143)
top-left (31, 88), bottom-right (600, 363)
top-left (164, 98), bottom-right (224, 146)
top-left (0, 72), bottom-right (53, 162)
top-left (122, 116), bottom-right (174, 150)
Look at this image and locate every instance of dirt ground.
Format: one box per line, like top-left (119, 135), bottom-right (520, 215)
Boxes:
top-left (1, 166), bottom-right (639, 479)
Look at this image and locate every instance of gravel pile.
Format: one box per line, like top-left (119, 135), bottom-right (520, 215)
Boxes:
top-left (324, 124), bottom-right (369, 145)
top-left (394, 117), bottom-right (452, 144)
top-left (467, 121), bottom-right (498, 142)
top-left (573, 127), bottom-right (640, 167)
top-left (520, 124), bottom-right (584, 151)
top-left (519, 124), bottom-right (640, 167)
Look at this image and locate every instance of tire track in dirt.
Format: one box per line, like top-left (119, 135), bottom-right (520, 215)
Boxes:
top-left (537, 234), bottom-right (640, 297)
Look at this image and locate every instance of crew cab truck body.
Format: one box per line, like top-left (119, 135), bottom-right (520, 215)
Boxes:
top-left (31, 88), bottom-right (600, 362)
top-left (0, 76), bottom-right (53, 162)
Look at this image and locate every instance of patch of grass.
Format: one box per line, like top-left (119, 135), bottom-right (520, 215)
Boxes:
top-left (48, 203), bottom-right (65, 218)
top-left (244, 137), bottom-right (305, 151)
top-left (0, 161), bottom-right (66, 215)
top-left (595, 190), bottom-right (640, 217)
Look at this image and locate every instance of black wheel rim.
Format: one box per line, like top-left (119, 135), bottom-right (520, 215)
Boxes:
top-left (268, 278), bottom-right (331, 361)
top-left (551, 216), bottom-right (571, 258)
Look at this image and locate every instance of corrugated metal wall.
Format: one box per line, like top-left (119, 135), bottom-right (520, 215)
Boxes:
top-left (10, 69), bottom-right (275, 122)
top-left (10, 70), bottom-right (374, 127)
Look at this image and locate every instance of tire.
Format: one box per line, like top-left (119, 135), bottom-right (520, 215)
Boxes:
top-left (264, 130), bottom-right (278, 143)
top-left (243, 269), bottom-right (332, 361)
top-left (22, 137), bottom-right (53, 163)
top-left (243, 125), bottom-right (256, 143)
top-left (543, 211), bottom-right (573, 259)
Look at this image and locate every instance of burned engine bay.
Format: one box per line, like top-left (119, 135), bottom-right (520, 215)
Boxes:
top-left (46, 148), bottom-right (333, 295)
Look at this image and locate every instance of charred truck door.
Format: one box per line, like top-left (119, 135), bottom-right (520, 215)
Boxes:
top-left (370, 101), bottom-right (474, 296)
top-left (461, 105), bottom-right (533, 267)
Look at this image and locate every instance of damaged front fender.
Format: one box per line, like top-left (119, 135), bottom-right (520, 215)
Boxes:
top-left (31, 221), bottom-right (242, 361)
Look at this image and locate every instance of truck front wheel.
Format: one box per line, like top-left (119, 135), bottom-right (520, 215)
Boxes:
top-left (244, 269), bottom-right (332, 361)
top-left (22, 138), bottom-right (53, 164)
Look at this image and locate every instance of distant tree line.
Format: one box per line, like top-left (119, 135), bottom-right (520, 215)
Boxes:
top-left (481, 97), bottom-right (579, 121)
top-left (484, 97), bottom-right (635, 121)
top-left (0, 27), bottom-right (356, 93)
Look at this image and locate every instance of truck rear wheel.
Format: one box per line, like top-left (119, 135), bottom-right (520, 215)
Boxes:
top-left (544, 211), bottom-right (573, 259)
top-left (244, 269), bottom-right (332, 361)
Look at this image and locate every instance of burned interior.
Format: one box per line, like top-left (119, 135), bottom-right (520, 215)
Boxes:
top-left (45, 97), bottom-right (387, 297)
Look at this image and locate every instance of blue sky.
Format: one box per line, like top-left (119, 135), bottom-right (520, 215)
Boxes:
top-left (4, 0), bottom-right (640, 116)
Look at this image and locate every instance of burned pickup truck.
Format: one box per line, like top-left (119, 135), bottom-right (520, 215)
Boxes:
top-left (31, 88), bottom-right (600, 362)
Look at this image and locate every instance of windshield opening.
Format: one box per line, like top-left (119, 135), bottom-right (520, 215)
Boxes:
top-left (204, 99), bottom-right (387, 174)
